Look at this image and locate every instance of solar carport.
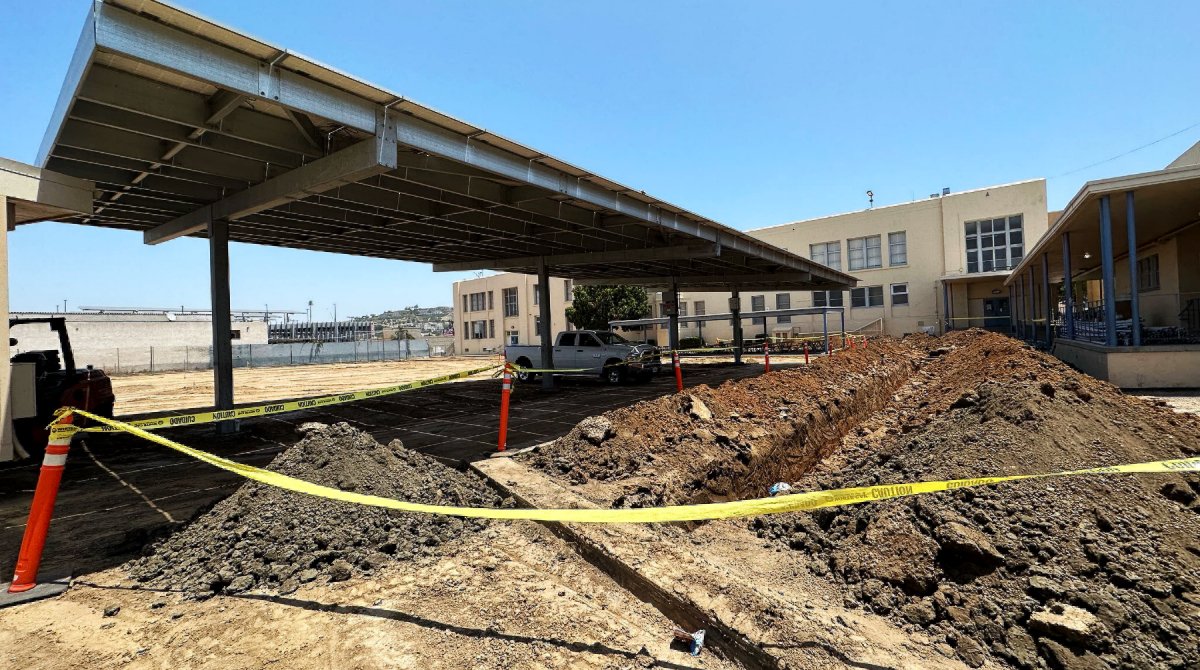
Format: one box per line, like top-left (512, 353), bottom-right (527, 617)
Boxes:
top-left (33, 0), bottom-right (855, 414)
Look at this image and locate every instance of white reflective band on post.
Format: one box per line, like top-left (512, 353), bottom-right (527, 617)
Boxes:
top-left (42, 453), bottom-right (68, 467)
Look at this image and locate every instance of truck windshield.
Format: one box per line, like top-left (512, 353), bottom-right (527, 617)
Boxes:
top-left (594, 332), bottom-right (629, 345)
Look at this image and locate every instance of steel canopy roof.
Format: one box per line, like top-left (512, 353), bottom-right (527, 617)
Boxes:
top-left (37, 0), bottom-right (856, 292)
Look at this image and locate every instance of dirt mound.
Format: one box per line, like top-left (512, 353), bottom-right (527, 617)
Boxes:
top-left (754, 330), bottom-right (1200, 668)
top-left (128, 422), bottom-right (500, 595)
top-left (524, 337), bottom-right (927, 507)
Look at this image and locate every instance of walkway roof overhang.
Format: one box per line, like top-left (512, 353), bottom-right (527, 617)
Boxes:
top-left (0, 157), bottom-right (94, 225)
top-left (609, 306), bottom-right (844, 329)
top-left (38, 0), bottom-right (856, 292)
top-left (1004, 163), bottom-right (1200, 286)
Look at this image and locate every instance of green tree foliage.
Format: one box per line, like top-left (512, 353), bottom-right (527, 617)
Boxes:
top-left (565, 285), bottom-right (651, 331)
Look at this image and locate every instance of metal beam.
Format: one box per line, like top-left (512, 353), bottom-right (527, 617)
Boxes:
top-left (209, 218), bottom-right (235, 430)
top-left (145, 137), bottom-right (397, 244)
top-left (576, 271), bottom-right (816, 287)
top-left (432, 243), bottom-right (720, 272)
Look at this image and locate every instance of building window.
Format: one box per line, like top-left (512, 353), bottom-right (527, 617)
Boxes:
top-left (534, 315), bottom-right (541, 335)
top-left (848, 235), bottom-right (882, 270)
top-left (850, 286), bottom-right (884, 308)
top-left (751, 295), bottom-right (765, 325)
top-left (564, 279), bottom-right (574, 301)
top-left (810, 241), bottom-right (842, 271)
top-left (487, 291), bottom-right (494, 310)
top-left (694, 300), bottom-right (706, 316)
top-left (468, 292), bottom-right (487, 312)
top-left (463, 321), bottom-right (469, 338)
top-left (231, 329), bottom-right (241, 340)
top-left (965, 215), bottom-right (1023, 273)
top-left (462, 294), bottom-right (468, 313)
top-left (813, 291), bottom-right (844, 308)
top-left (1137, 254), bottom-right (1160, 292)
top-left (776, 293), bottom-right (791, 323)
top-left (891, 283), bottom-right (909, 306)
top-left (888, 231), bottom-right (907, 266)
top-left (471, 320), bottom-right (487, 339)
top-left (678, 302), bottom-right (688, 317)
top-left (502, 287), bottom-right (519, 317)
top-left (488, 320), bottom-right (495, 339)
top-left (532, 286), bottom-right (539, 306)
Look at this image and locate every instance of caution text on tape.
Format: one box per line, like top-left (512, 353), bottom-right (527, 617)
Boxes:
top-left (55, 408), bottom-right (1200, 524)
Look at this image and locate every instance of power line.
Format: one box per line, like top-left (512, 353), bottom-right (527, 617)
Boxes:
top-left (1051, 120), bottom-right (1200, 179)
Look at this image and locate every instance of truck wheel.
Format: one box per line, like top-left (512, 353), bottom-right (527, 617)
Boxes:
top-left (514, 358), bottom-right (536, 383)
top-left (604, 361), bottom-right (625, 385)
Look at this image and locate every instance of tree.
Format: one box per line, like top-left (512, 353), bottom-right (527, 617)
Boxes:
top-left (565, 285), bottom-right (651, 330)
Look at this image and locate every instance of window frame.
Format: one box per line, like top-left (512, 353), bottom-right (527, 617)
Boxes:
top-left (964, 214), bottom-right (1023, 273)
top-left (850, 285), bottom-right (885, 308)
top-left (888, 231), bottom-right (907, 266)
top-left (750, 295), bottom-right (766, 325)
top-left (848, 235), bottom-right (883, 270)
top-left (890, 282), bottom-right (909, 306)
top-left (810, 241), bottom-right (842, 271)
top-left (502, 287), bottom-right (519, 317)
top-left (775, 293), bottom-right (791, 323)
top-left (1137, 254), bottom-right (1160, 292)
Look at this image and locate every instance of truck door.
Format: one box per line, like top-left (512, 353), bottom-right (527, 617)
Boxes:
top-left (577, 332), bottom-right (604, 372)
top-left (554, 332), bottom-right (576, 369)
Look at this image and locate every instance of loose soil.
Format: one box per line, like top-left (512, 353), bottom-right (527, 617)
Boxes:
top-left (520, 330), bottom-right (1200, 669)
top-left (127, 422), bottom-right (501, 595)
top-left (110, 357), bottom-right (499, 416)
top-left (1, 422), bottom-right (739, 669)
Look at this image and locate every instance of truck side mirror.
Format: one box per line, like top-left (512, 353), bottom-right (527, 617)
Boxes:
top-left (9, 338), bottom-right (15, 347)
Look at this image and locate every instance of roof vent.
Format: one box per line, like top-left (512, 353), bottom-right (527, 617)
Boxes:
top-left (942, 187), bottom-right (950, 196)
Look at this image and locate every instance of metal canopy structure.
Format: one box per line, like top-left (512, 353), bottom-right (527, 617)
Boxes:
top-left (37, 0), bottom-right (855, 292)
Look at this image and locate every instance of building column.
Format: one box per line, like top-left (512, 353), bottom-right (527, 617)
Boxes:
top-left (536, 257), bottom-right (554, 390)
top-left (1099, 194), bottom-right (1117, 346)
top-left (730, 289), bottom-right (743, 364)
top-left (0, 198), bottom-right (13, 461)
top-left (822, 310), bottom-right (830, 353)
top-left (668, 282), bottom-right (681, 353)
top-left (1125, 191), bottom-right (1141, 346)
top-left (1041, 252), bottom-right (1052, 347)
top-left (839, 308), bottom-right (846, 344)
top-left (1062, 232), bottom-right (1075, 340)
top-left (1016, 275), bottom-right (1024, 338)
top-left (942, 281), bottom-right (951, 332)
top-left (1008, 284), bottom-right (1016, 335)
top-left (209, 220), bottom-right (235, 431)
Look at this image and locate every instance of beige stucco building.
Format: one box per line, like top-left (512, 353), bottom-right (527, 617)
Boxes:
top-left (452, 273), bottom-right (576, 354)
top-left (654, 179), bottom-right (1048, 342)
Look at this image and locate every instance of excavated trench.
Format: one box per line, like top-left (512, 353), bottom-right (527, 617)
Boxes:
top-left (724, 357), bottom-right (920, 499)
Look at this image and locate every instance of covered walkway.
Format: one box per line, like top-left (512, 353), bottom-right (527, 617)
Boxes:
top-left (1004, 144), bottom-right (1200, 388)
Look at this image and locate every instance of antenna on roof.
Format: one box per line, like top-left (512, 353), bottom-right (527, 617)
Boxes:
top-left (866, 190), bottom-right (874, 209)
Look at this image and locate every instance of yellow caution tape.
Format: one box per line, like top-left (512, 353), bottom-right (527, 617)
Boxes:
top-left (78, 363), bottom-right (503, 433)
top-left (54, 408), bottom-right (1200, 523)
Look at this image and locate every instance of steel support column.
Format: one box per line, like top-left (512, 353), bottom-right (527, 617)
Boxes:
top-left (1126, 191), bottom-right (1141, 346)
top-left (537, 258), bottom-right (554, 390)
top-left (1062, 232), bottom-right (1075, 340)
top-left (730, 290), bottom-right (743, 364)
top-left (668, 283), bottom-right (680, 354)
top-left (1008, 284), bottom-right (1016, 335)
top-left (1027, 268), bottom-right (1036, 341)
top-left (1017, 275), bottom-right (1025, 339)
top-left (822, 311), bottom-right (830, 354)
top-left (1041, 252), bottom-right (1051, 347)
top-left (839, 309), bottom-right (846, 346)
top-left (1099, 194), bottom-right (1117, 346)
top-left (943, 282), bottom-right (952, 332)
top-left (209, 219), bottom-right (235, 432)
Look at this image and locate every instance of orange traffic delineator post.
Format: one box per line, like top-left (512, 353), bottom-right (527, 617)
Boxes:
top-left (803, 341), bottom-right (809, 365)
top-left (673, 350), bottom-right (683, 393)
top-left (497, 364), bottom-right (512, 452)
top-left (8, 414), bottom-right (75, 594)
top-left (763, 339), bottom-right (771, 373)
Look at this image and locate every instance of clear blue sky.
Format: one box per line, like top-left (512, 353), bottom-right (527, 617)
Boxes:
top-left (2, 1), bottom-right (1198, 317)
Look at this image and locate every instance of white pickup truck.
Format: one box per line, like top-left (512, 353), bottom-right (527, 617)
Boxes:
top-left (505, 330), bottom-right (662, 384)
